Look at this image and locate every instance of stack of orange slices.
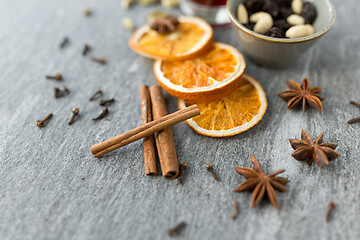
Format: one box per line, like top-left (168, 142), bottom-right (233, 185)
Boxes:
top-left (129, 16), bottom-right (267, 137)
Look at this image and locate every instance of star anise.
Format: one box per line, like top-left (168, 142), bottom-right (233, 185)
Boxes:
top-left (277, 78), bottom-right (324, 112)
top-left (233, 154), bottom-right (289, 209)
top-left (150, 16), bottom-right (179, 34)
top-left (347, 101), bottom-right (360, 124)
top-left (289, 129), bottom-right (340, 167)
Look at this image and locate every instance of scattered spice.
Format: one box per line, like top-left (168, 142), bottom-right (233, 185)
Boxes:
top-left (121, 0), bottom-right (134, 9)
top-left (91, 57), bottom-right (106, 64)
top-left (150, 16), bottom-right (179, 34)
top-left (82, 44), bottom-right (90, 56)
top-left (46, 73), bottom-right (62, 81)
top-left (350, 101), bottom-right (360, 108)
top-left (206, 163), bottom-right (219, 181)
top-left (68, 108), bottom-right (80, 125)
top-left (347, 101), bottom-right (360, 124)
top-left (161, 0), bottom-right (180, 8)
top-left (178, 161), bottom-right (187, 185)
top-left (122, 18), bottom-right (135, 30)
top-left (166, 221), bottom-right (186, 237)
top-left (139, 0), bottom-right (159, 6)
top-left (59, 37), bottom-right (69, 49)
top-left (83, 8), bottom-right (92, 16)
top-left (289, 129), bottom-right (340, 167)
top-left (36, 113), bottom-right (53, 128)
top-left (233, 154), bottom-right (289, 209)
top-left (99, 98), bottom-right (115, 106)
top-left (92, 107), bottom-right (108, 120)
top-left (277, 78), bottom-right (324, 112)
top-left (89, 89), bottom-right (103, 101)
top-left (326, 201), bottom-right (336, 222)
top-left (54, 86), bottom-right (69, 98)
top-left (231, 200), bottom-right (239, 221)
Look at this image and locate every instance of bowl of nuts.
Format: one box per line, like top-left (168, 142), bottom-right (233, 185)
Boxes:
top-left (226, 0), bottom-right (336, 67)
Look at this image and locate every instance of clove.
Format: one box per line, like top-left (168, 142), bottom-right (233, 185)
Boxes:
top-left (99, 98), bottom-right (115, 106)
top-left (36, 113), bottom-right (53, 128)
top-left (92, 107), bottom-right (108, 120)
top-left (68, 108), bottom-right (80, 125)
top-left (350, 101), bottom-right (360, 108)
top-left (326, 201), bottom-right (336, 222)
top-left (347, 118), bottom-right (360, 124)
top-left (166, 221), bottom-right (186, 237)
top-left (91, 57), bottom-right (106, 64)
top-left (82, 44), bottom-right (90, 56)
top-left (60, 37), bottom-right (69, 49)
top-left (231, 200), bottom-right (239, 221)
top-left (206, 163), bottom-right (219, 181)
top-left (89, 89), bottom-right (102, 101)
top-left (178, 161), bottom-right (187, 185)
top-left (46, 73), bottom-right (62, 81)
top-left (54, 86), bottom-right (69, 98)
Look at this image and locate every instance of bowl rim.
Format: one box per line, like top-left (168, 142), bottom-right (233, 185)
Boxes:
top-left (226, 0), bottom-right (336, 44)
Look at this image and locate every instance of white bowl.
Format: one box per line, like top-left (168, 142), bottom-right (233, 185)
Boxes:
top-left (227, 0), bottom-right (336, 67)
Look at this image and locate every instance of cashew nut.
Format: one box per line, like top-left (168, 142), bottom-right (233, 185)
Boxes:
top-left (237, 4), bottom-right (248, 24)
top-left (249, 12), bottom-right (273, 34)
top-left (285, 24), bottom-right (315, 38)
top-left (291, 0), bottom-right (303, 15)
top-left (287, 14), bottom-right (305, 25)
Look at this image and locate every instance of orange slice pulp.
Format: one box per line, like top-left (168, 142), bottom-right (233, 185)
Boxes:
top-left (178, 74), bottom-right (267, 137)
top-left (154, 42), bottom-right (246, 101)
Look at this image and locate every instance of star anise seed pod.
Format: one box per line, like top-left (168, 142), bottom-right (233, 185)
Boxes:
top-left (233, 154), bottom-right (289, 209)
top-left (347, 101), bottom-right (360, 124)
top-left (150, 16), bottom-right (179, 34)
top-left (278, 78), bottom-right (324, 112)
top-left (289, 129), bottom-right (340, 167)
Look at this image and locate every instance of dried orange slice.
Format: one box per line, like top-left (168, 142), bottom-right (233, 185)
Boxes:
top-left (178, 74), bottom-right (267, 137)
top-left (154, 42), bottom-right (246, 101)
top-left (129, 15), bottom-right (213, 61)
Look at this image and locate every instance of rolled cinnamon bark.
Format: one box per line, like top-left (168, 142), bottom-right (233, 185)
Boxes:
top-left (140, 85), bottom-right (157, 176)
top-left (149, 86), bottom-right (179, 179)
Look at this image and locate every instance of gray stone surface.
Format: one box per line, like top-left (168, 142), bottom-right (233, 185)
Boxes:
top-left (0, 0), bottom-right (359, 239)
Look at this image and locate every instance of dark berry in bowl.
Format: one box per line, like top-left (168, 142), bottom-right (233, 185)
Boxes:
top-left (245, 0), bottom-right (264, 13)
top-left (262, 0), bottom-right (280, 19)
top-left (274, 19), bottom-right (291, 32)
top-left (267, 27), bottom-right (285, 38)
top-left (302, 2), bottom-right (317, 24)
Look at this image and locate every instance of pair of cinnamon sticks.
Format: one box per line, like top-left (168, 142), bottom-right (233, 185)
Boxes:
top-left (90, 85), bottom-right (200, 179)
top-left (140, 85), bottom-right (178, 179)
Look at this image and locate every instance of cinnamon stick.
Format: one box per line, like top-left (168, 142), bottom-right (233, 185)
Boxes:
top-left (90, 104), bottom-right (199, 158)
top-left (150, 86), bottom-right (178, 180)
top-left (140, 85), bottom-right (157, 176)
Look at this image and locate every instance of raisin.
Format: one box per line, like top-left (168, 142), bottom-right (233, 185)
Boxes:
top-left (267, 27), bottom-right (285, 38)
top-left (262, 0), bottom-right (280, 19)
top-left (243, 23), bottom-right (256, 31)
top-left (302, 2), bottom-right (317, 24)
top-left (273, 0), bottom-right (291, 7)
top-left (274, 19), bottom-right (291, 33)
top-left (280, 6), bottom-right (293, 19)
top-left (245, 0), bottom-right (264, 13)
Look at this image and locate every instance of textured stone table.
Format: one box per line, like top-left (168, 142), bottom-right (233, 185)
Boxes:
top-left (0, 0), bottom-right (359, 239)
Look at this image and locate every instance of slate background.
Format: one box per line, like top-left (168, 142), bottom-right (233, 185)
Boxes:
top-left (0, 0), bottom-right (359, 239)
